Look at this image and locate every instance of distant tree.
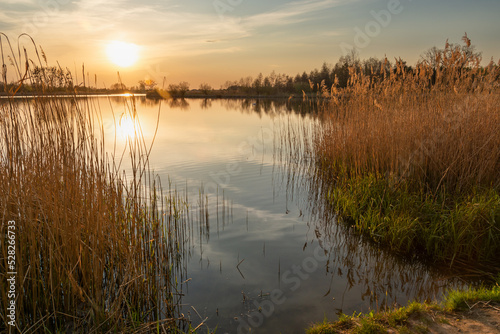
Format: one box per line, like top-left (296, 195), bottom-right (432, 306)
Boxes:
top-left (239, 76), bottom-right (253, 89)
top-left (168, 81), bottom-right (190, 97)
top-left (319, 62), bottom-right (332, 87)
top-left (138, 79), bottom-right (157, 91)
top-left (285, 76), bottom-right (294, 92)
top-left (167, 83), bottom-right (179, 96)
top-left (300, 71), bottom-right (308, 83)
top-left (420, 46), bottom-right (441, 69)
top-left (110, 82), bottom-right (127, 91)
top-left (253, 73), bottom-right (263, 94)
top-left (420, 41), bottom-right (482, 70)
top-left (268, 71), bottom-right (277, 87)
top-left (31, 66), bottom-right (72, 89)
top-left (178, 81), bottom-right (190, 97)
top-left (199, 83), bottom-right (212, 95)
top-left (361, 57), bottom-right (391, 79)
top-left (309, 68), bottom-right (320, 88)
top-left (339, 48), bottom-right (360, 67)
top-left (263, 76), bottom-right (271, 88)
top-left (332, 50), bottom-right (360, 88)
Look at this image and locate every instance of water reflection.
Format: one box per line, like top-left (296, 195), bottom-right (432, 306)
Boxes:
top-left (132, 95), bottom-right (325, 116)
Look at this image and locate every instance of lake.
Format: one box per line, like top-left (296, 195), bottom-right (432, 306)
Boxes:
top-left (8, 94), bottom-right (466, 333)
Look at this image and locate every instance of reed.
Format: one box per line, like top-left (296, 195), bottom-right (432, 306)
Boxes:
top-left (311, 35), bottom-right (500, 266)
top-left (0, 36), bottom-right (189, 332)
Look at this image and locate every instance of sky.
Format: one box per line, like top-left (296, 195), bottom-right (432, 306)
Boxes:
top-left (1, 0), bottom-right (499, 88)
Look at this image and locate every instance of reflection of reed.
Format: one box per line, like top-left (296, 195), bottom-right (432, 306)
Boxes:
top-left (273, 114), bottom-right (472, 312)
top-left (195, 185), bottom-right (233, 242)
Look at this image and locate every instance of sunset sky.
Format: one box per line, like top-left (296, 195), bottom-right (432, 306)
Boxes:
top-left (1, 0), bottom-right (499, 88)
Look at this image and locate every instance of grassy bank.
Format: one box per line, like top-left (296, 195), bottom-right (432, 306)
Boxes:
top-left (0, 39), bottom-right (189, 332)
top-left (307, 277), bottom-right (500, 334)
top-left (326, 175), bottom-right (500, 266)
top-left (312, 36), bottom-right (500, 268)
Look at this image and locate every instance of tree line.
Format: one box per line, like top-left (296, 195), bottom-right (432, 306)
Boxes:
top-left (219, 41), bottom-right (488, 96)
top-left (2, 39), bottom-right (493, 97)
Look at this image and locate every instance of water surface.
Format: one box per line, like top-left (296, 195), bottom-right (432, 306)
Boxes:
top-left (16, 95), bottom-right (464, 333)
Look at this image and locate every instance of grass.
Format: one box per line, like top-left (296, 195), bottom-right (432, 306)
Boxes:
top-left (327, 174), bottom-right (500, 265)
top-left (444, 276), bottom-right (500, 311)
top-left (0, 35), bottom-right (191, 332)
top-left (310, 35), bottom-right (500, 267)
top-left (307, 277), bottom-right (500, 334)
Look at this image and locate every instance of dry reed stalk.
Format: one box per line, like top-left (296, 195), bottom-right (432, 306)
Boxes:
top-left (0, 36), bottom-right (189, 332)
top-left (316, 36), bottom-right (500, 193)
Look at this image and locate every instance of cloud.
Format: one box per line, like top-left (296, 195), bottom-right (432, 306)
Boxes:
top-left (1, 0), bottom-right (349, 70)
top-left (242, 0), bottom-right (345, 28)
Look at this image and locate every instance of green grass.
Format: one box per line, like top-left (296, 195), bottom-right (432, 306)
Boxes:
top-left (307, 278), bottom-right (500, 334)
top-left (444, 276), bottom-right (500, 311)
top-left (326, 173), bottom-right (500, 266)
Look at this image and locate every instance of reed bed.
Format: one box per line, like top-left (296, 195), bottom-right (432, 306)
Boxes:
top-left (0, 37), bottom-right (189, 332)
top-left (311, 36), bottom-right (500, 267)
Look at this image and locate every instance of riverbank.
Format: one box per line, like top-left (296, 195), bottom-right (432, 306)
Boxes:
top-left (307, 280), bottom-right (500, 333)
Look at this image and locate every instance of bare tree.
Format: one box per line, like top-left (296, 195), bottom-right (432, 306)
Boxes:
top-left (138, 79), bottom-right (157, 91)
top-left (178, 81), bottom-right (190, 97)
top-left (199, 83), bottom-right (212, 95)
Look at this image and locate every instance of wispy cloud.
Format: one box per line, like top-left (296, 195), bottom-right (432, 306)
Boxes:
top-left (2, 0), bottom-right (348, 61)
top-left (242, 0), bottom-right (346, 28)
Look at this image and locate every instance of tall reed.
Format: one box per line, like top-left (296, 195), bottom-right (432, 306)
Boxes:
top-left (311, 35), bottom-right (500, 267)
top-left (0, 36), bottom-right (189, 332)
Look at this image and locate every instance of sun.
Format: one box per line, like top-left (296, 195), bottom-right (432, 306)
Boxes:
top-left (106, 41), bottom-right (139, 67)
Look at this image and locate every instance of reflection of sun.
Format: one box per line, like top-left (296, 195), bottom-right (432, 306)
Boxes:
top-left (106, 41), bottom-right (139, 67)
top-left (118, 116), bottom-right (136, 139)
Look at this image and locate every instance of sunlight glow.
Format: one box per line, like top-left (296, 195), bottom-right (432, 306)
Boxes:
top-left (106, 41), bottom-right (139, 67)
top-left (118, 115), bottom-right (136, 139)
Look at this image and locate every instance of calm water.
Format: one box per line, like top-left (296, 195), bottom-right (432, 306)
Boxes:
top-left (96, 95), bottom-right (469, 334)
top-left (9, 95), bottom-right (465, 333)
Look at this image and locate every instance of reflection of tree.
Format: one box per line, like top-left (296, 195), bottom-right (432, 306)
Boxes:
top-left (217, 98), bottom-right (323, 118)
top-left (200, 98), bottom-right (212, 109)
top-left (168, 98), bottom-right (190, 111)
top-left (137, 96), bottom-right (161, 106)
top-left (135, 97), bottom-right (323, 117)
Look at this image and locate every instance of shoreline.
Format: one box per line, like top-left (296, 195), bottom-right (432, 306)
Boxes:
top-left (308, 281), bottom-right (500, 333)
top-left (0, 91), bottom-right (327, 100)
